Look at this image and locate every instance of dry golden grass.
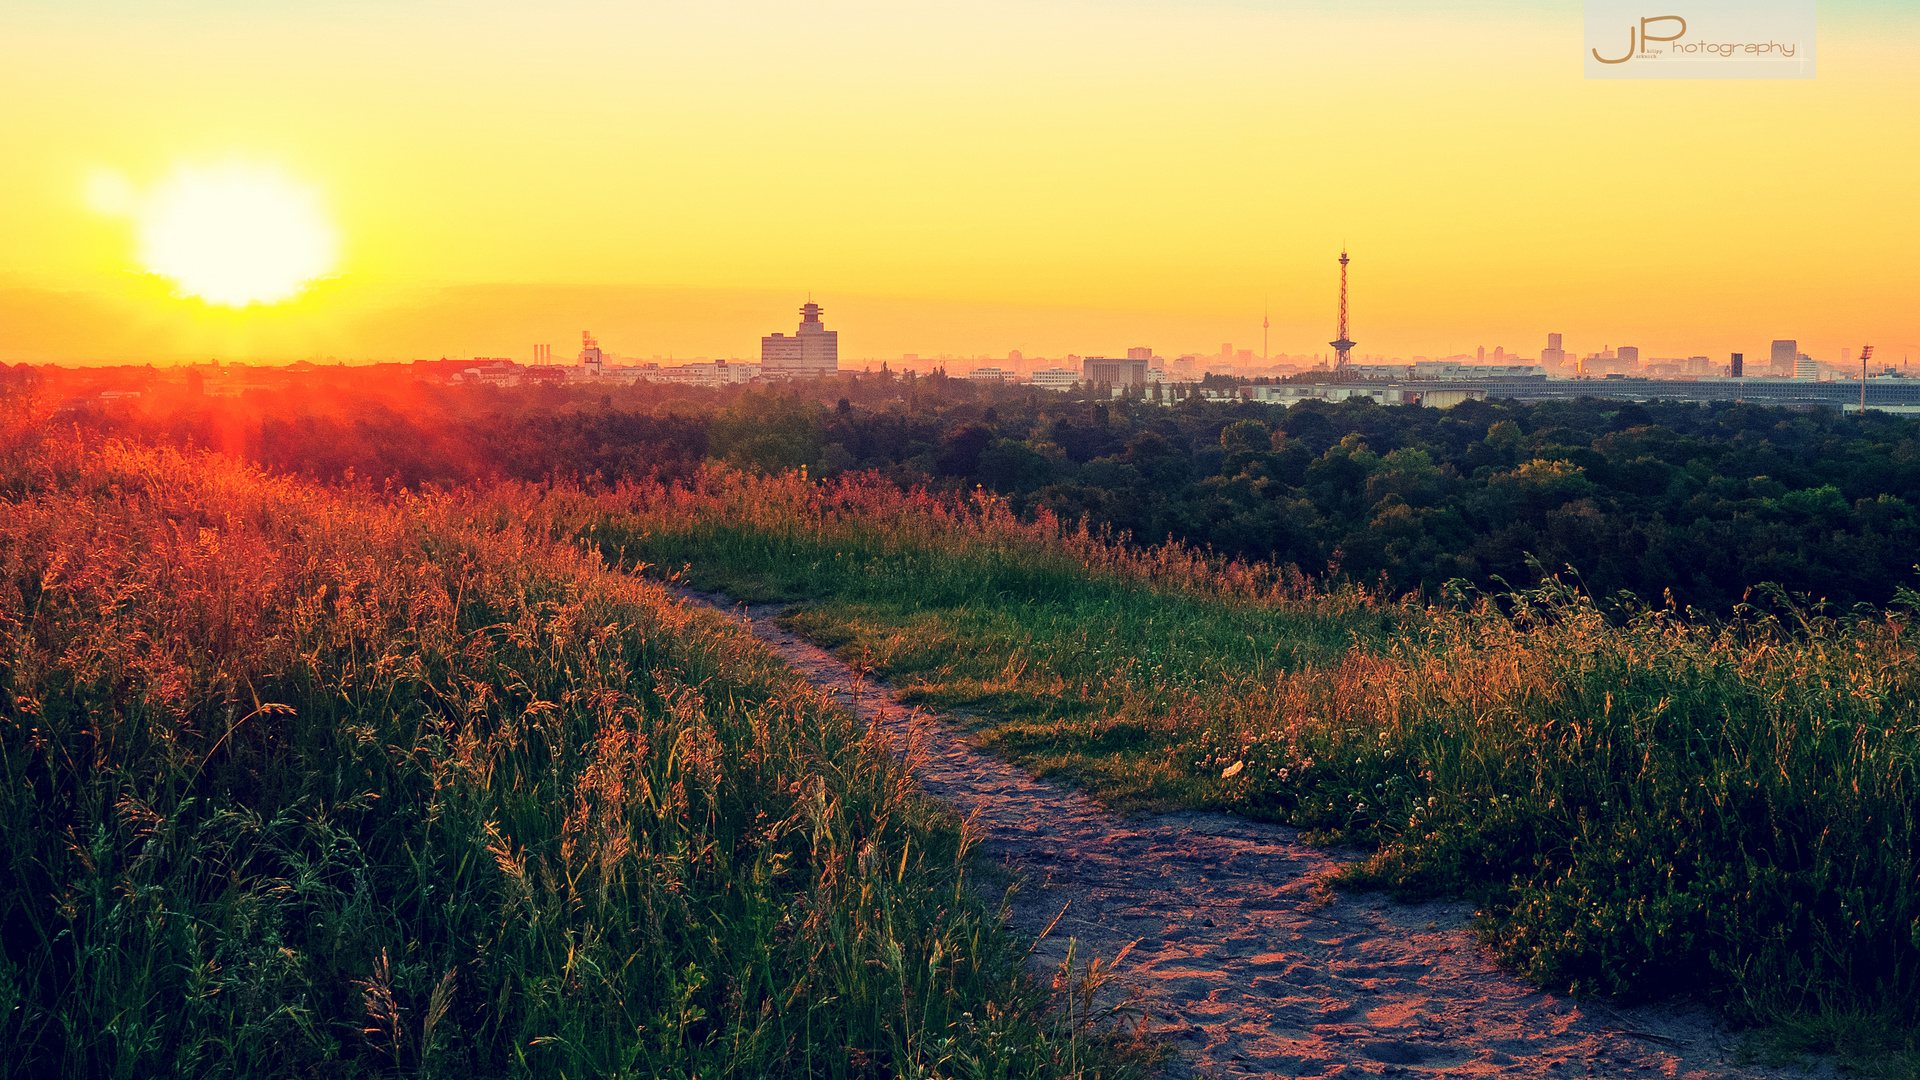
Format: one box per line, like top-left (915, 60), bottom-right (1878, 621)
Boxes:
top-left (0, 430), bottom-right (1159, 1079)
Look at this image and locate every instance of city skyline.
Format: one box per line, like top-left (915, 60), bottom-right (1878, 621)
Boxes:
top-left (2, 0), bottom-right (1914, 365)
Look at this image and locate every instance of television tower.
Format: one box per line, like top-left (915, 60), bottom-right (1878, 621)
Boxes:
top-left (1328, 250), bottom-right (1356, 368)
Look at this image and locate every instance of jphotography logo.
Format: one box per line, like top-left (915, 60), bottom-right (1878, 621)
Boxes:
top-left (1585, 0), bottom-right (1815, 79)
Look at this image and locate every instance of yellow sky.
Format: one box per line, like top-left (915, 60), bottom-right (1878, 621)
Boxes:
top-left (2, 1), bottom-right (1915, 366)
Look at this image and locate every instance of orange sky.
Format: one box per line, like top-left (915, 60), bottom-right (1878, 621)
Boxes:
top-left (2, 1), bottom-right (1915, 367)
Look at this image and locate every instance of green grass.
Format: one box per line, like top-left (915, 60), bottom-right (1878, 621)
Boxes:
top-left (609, 515), bottom-right (1390, 813)
top-left (593, 466), bottom-right (1920, 1069)
top-left (0, 437), bottom-right (1161, 1079)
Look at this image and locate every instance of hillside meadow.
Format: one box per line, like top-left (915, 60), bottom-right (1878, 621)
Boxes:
top-left (0, 427), bottom-right (1157, 1078)
top-left (596, 465), bottom-right (1920, 1070)
top-left (9, 385), bottom-right (1920, 1074)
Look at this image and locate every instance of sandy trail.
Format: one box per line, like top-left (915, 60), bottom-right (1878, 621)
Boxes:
top-left (682, 589), bottom-right (1824, 1080)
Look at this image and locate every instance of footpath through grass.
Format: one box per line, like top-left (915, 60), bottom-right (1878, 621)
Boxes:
top-left (597, 466), bottom-right (1920, 1073)
top-left (0, 435), bottom-right (1158, 1079)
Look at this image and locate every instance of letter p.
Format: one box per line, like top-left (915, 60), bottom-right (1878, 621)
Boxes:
top-left (1641, 15), bottom-right (1686, 49)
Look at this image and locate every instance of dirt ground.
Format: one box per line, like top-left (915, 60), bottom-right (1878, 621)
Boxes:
top-left (680, 588), bottom-right (1833, 1080)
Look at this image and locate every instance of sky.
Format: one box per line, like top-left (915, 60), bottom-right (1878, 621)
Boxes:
top-left (1, 0), bottom-right (1915, 366)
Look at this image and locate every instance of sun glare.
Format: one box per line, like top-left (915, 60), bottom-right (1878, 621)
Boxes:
top-left (121, 163), bottom-right (339, 307)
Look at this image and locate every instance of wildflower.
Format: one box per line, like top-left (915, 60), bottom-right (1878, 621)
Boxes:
top-left (1221, 761), bottom-right (1244, 779)
top-left (1277, 768), bottom-right (1290, 781)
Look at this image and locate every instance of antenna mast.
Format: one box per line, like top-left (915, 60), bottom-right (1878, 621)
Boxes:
top-left (1328, 250), bottom-right (1356, 368)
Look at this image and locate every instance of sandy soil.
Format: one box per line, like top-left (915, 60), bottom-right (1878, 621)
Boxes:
top-left (680, 589), bottom-right (1830, 1080)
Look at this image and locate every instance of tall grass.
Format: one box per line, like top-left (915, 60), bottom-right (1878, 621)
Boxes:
top-left (595, 466), bottom-right (1920, 1062)
top-left (587, 466), bottom-right (1396, 809)
top-left (0, 433), bottom-right (1156, 1078)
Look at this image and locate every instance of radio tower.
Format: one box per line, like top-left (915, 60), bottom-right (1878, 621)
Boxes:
top-left (1328, 249), bottom-right (1356, 368)
top-left (1860, 344), bottom-right (1875, 414)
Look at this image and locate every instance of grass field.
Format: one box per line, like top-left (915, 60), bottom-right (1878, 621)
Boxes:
top-left (0, 433), bottom-right (1158, 1079)
top-left (598, 465), bottom-right (1920, 1071)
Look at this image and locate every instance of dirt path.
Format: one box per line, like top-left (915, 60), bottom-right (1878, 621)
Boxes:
top-left (681, 589), bottom-right (1825, 1080)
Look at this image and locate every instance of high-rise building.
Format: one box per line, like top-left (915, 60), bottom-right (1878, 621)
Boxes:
top-left (1617, 346), bottom-right (1640, 366)
top-left (1731, 353), bottom-right (1744, 377)
top-left (1541, 332), bottom-right (1567, 369)
top-left (1771, 340), bottom-right (1798, 376)
top-left (1796, 352), bottom-right (1819, 379)
top-left (761, 301), bottom-right (840, 378)
top-left (1127, 347), bottom-right (1154, 361)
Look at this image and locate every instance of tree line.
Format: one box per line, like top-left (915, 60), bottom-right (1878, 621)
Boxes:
top-left (40, 365), bottom-right (1920, 612)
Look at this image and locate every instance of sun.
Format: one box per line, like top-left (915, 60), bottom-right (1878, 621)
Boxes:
top-left (123, 163), bottom-right (339, 307)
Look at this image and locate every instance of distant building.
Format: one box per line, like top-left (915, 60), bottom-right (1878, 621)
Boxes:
top-left (1796, 353), bottom-right (1820, 379)
top-left (1772, 340), bottom-right (1798, 376)
top-left (1247, 383), bottom-right (1429, 407)
top-left (579, 331), bottom-right (604, 377)
top-left (1617, 346), bottom-right (1640, 366)
top-left (1541, 332), bottom-right (1567, 369)
top-left (1351, 364), bottom-right (1411, 379)
top-left (1127, 346), bottom-right (1154, 361)
top-left (761, 301), bottom-right (839, 378)
top-left (1731, 352), bottom-right (1744, 377)
top-left (1031, 366), bottom-right (1080, 390)
top-left (1412, 361), bottom-right (1546, 379)
top-left (967, 367), bottom-right (1007, 384)
top-left (1084, 357), bottom-right (1148, 387)
top-left (655, 359), bottom-right (760, 386)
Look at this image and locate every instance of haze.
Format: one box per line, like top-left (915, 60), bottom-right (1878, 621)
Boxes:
top-left (2, 0), bottom-right (1915, 365)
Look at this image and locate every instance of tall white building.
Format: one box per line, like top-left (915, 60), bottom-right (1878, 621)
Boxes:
top-left (761, 301), bottom-right (839, 378)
